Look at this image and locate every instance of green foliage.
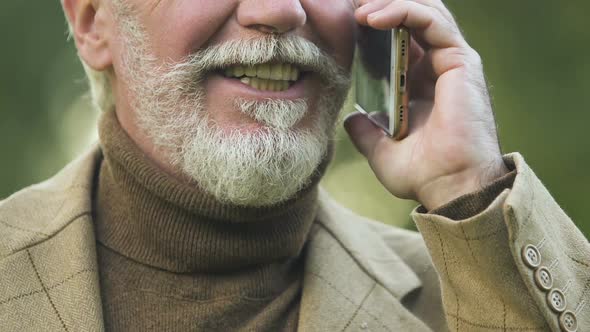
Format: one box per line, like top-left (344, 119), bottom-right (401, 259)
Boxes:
top-left (1, 1), bottom-right (588, 237)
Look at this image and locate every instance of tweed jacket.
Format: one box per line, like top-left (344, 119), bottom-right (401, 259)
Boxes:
top-left (0, 146), bottom-right (588, 331)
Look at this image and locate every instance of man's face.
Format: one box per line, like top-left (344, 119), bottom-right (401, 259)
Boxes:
top-left (105, 0), bottom-right (356, 206)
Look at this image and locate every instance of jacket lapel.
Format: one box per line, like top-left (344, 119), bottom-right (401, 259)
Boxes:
top-left (298, 189), bottom-right (431, 331)
top-left (2, 145), bottom-right (429, 331)
top-left (0, 146), bottom-right (105, 331)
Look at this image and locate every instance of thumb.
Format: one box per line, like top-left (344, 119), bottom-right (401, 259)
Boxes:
top-left (343, 111), bottom-right (386, 159)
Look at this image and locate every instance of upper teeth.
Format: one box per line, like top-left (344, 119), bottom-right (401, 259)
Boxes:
top-left (224, 63), bottom-right (300, 81)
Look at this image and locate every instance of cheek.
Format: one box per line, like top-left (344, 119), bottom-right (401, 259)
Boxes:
top-left (143, 0), bottom-right (237, 60)
top-left (303, 0), bottom-right (357, 70)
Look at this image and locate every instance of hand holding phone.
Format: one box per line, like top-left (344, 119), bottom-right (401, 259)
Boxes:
top-left (346, 1), bottom-right (507, 210)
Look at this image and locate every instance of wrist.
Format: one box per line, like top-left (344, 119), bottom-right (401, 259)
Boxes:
top-left (417, 158), bottom-right (510, 211)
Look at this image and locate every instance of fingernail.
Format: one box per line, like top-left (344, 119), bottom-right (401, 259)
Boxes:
top-left (343, 112), bottom-right (360, 131)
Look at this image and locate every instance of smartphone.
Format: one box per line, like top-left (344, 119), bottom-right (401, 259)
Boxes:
top-left (354, 26), bottom-right (410, 140)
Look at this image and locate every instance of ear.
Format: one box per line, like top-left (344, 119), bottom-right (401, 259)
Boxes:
top-left (62, 0), bottom-right (113, 71)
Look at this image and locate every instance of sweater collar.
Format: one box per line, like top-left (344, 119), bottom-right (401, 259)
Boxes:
top-left (94, 110), bottom-right (331, 272)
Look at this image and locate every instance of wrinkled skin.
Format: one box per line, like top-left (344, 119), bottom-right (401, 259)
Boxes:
top-left (63, 0), bottom-right (507, 210)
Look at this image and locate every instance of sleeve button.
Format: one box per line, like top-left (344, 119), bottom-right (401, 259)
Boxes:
top-left (559, 310), bottom-right (577, 332)
top-left (547, 288), bottom-right (567, 313)
top-left (522, 244), bottom-right (541, 268)
top-left (534, 266), bottom-right (553, 291)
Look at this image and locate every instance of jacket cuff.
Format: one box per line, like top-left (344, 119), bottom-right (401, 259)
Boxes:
top-left (411, 152), bottom-right (590, 331)
top-left (422, 168), bottom-right (517, 220)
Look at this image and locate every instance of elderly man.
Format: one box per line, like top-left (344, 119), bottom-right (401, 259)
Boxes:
top-left (0, 0), bottom-right (588, 331)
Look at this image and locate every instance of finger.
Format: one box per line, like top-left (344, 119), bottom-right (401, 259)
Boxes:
top-left (357, 0), bottom-right (455, 27)
top-left (343, 111), bottom-right (388, 160)
top-left (355, 0), bottom-right (393, 26)
top-left (408, 46), bottom-right (436, 99)
top-left (408, 36), bottom-right (425, 66)
top-left (367, 0), bottom-right (467, 50)
top-left (357, 0), bottom-right (390, 8)
top-left (408, 0), bottom-right (456, 24)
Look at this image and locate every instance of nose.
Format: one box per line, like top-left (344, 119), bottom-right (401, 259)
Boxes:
top-left (237, 0), bottom-right (307, 34)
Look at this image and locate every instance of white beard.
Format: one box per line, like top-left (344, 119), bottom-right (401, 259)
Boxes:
top-left (115, 13), bottom-right (351, 207)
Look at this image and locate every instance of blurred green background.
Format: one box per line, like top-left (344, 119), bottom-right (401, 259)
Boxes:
top-left (1, 1), bottom-right (588, 237)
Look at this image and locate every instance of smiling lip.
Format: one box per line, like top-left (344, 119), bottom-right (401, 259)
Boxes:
top-left (207, 73), bottom-right (311, 100)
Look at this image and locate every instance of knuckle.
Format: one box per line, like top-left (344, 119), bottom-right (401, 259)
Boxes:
top-left (455, 44), bottom-right (478, 59)
top-left (435, 1), bottom-right (456, 21)
top-left (423, 5), bottom-right (446, 28)
top-left (444, 46), bottom-right (482, 70)
top-left (420, 0), bottom-right (455, 24)
top-left (427, 4), bottom-right (441, 17)
top-left (466, 47), bottom-right (483, 66)
top-left (399, 0), bottom-right (414, 11)
top-left (431, 8), bottom-right (458, 33)
top-left (356, 0), bottom-right (374, 7)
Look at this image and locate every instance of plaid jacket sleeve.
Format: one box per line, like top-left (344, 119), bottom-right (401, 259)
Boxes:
top-left (411, 152), bottom-right (589, 332)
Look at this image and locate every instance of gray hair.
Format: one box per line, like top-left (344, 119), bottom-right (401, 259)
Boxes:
top-left (62, 0), bottom-right (119, 112)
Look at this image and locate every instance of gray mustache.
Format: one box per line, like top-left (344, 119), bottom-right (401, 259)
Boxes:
top-left (166, 35), bottom-right (350, 90)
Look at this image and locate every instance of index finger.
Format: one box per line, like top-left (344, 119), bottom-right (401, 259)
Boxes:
top-left (363, 0), bottom-right (467, 50)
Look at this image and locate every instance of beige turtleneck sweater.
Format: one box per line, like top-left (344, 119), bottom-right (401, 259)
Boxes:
top-left (93, 110), bottom-right (331, 331)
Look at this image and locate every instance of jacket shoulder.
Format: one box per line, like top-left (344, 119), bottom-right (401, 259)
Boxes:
top-left (0, 146), bottom-right (102, 258)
